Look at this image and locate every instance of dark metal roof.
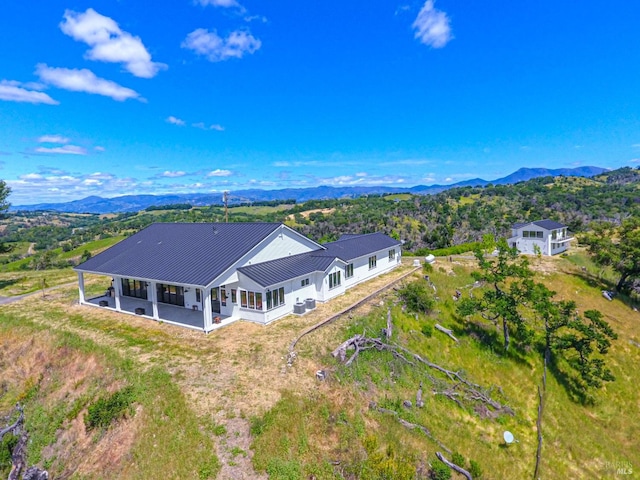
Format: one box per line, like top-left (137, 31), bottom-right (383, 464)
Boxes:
top-left (321, 233), bottom-right (401, 262)
top-left (75, 222), bottom-right (281, 286)
top-left (533, 219), bottom-right (566, 230)
top-left (238, 232), bottom-right (401, 287)
top-left (238, 252), bottom-right (336, 288)
top-left (512, 219), bottom-right (566, 230)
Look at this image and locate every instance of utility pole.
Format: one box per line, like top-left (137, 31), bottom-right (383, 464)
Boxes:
top-left (223, 191), bottom-right (229, 223)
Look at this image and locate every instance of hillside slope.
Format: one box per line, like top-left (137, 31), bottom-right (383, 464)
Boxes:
top-left (1, 254), bottom-right (638, 479)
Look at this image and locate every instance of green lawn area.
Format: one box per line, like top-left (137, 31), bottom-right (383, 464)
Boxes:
top-left (59, 236), bottom-right (125, 260)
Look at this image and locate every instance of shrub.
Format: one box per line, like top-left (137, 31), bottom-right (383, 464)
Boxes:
top-left (451, 452), bottom-right (465, 468)
top-left (85, 385), bottom-right (136, 430)
top-left (0, 434), bottom-right (18, 475)
top-left (398, 281), bottom-right (434, 314)
top-left (469, 460), bottom-right (483, 478)
top-left (421, 323), bottom-right (433, 337)
top-left (429, 459), bottom-right (451, 480)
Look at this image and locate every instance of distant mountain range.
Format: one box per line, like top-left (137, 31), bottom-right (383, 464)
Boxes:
top-left (13, 166), bottom-right (607, 214)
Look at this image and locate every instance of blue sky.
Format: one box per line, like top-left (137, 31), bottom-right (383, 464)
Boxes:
top-left (1, 1), bottom-right (640, 205)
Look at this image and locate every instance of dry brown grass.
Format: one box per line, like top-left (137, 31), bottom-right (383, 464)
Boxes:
top-left (1, 261), bottom-right (414, 479)
top-left (0, 329), bottom-right (135, 479)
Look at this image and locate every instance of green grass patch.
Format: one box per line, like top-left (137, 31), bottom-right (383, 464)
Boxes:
top-left (85, 385), bottom-right (136, 430)
top-left (59, 236), bottom-right (124, 260)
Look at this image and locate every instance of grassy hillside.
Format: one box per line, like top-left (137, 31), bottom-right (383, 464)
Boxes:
top-left (1, 255), bottom-right (638, 479)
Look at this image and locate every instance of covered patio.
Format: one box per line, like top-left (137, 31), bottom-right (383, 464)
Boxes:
top-left (86, 294), bottom-right (236, 332)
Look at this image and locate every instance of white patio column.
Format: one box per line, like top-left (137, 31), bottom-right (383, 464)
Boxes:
top-left (148, 281), bottom-right (159, 319)
top-left (77, 272), bottom-right (86, 304)
top-left (113, 277), bottom-right (122, 311)
top-left (203, 286), bottom-right (213, 332)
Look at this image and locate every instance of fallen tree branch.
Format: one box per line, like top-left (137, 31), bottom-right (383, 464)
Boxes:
top-left (2, 404), bottom-right (49, 480)
top-left (436, 452), bottom-right (473, 480)
top-left (287, 266), bottom-right (421, 367)
top-left (369, 402), bottom-right (451, 454)
top-left (0, 404), bottom-right (24, 441)
top-left (435, 323), bottom-right (459, 343)
top-left (333, 335), bottom-right (513, 416)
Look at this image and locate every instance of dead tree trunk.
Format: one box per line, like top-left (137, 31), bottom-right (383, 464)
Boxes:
top-left (436, 452), bottom-right (473, 480)
top-left (435, 323), bottom-right (458, 343)
top-left (370, 402), bottom-right (451, 454)
top-left (416, 382), bottom-right (424, 408)
top-left (383, 308), bottom-right (393, 340)
top-left (333, 335), bottom-right (513, 416)
top-left (2, 404), bottom-right (49, 480)
top-left (502, 318), bottom-right (510, 351)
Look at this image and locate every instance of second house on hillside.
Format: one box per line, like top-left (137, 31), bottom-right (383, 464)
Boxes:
top-left (74, 222), bottom-right (402, 332)
top-left (508, 219), bottom-right (573, 256)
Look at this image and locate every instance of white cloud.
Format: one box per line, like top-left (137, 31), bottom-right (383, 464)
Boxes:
top-left (38, 134), bottom-right (69, 144)
top-left (0, 80), bottom-right (59, 105)
top-left (36, 64), bottom-right (141, 101)
top-left (193, 122), bottom-right (225, 131)
top-left (94, 146), bottom-right (106, 152)
top-left (207, 169), bottom-right (232, 177)
top-left (162, 170), bottom-right (186, 177)
top-left (630, 158), bottom-right (640, 164)
top-left (182, 28), bottom-right (261, 62)
top-left (413, 0), bottom-right (453, 48)
top-left (35, 145), bottom-right (88, 155)
top-left (196, 0), bottom-right (245, 11)
top-left (166, 116), bottom-right (186, 126)
top-left (60, 8), bottom-right (166, 78)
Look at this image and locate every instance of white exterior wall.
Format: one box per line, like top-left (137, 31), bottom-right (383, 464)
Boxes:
top-left (510, 226), bottom-right (571, 256)
top-left (183, 287), bottom-right (201, 311)
top-left (234, 273), bottom-right (319, 324)
top-left (343, 246), bottom-right (401, 289)
top-left (318, 261), bottom-right (347, 302)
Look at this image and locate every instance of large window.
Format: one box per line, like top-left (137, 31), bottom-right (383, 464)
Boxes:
top-left (121, 278), bottom-right (147, 299)
top-left (156, 284), bottom-right (184, 306)
top-left (345, 263), bottom-right (354, 279)
top-left (388, 249), bottom-right (396, 260)
top-left (329, 271), bottom-right (341, 289)
top-left (523, 231), bottom-right (543, 239)
top-left (240, 290), bottom-right (264, 310)
top-left (240, 290), bottom-right (248, 308)
top-left (266, 287), bottom-right (285, 310)
top-left (368, 255), bottom-right (377, 270)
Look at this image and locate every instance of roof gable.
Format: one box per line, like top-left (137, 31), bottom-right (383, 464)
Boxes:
top-left (238, 251), bottom-right (337, 288)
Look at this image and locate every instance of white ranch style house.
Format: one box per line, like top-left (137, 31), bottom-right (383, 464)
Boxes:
top-left (508, 219), bottom-right (573, 256)
top-left (75, 222), bottom-right (402, 332)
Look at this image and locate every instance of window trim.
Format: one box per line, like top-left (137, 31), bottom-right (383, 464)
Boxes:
top-left (345, 263), bottom-right (354, 279)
